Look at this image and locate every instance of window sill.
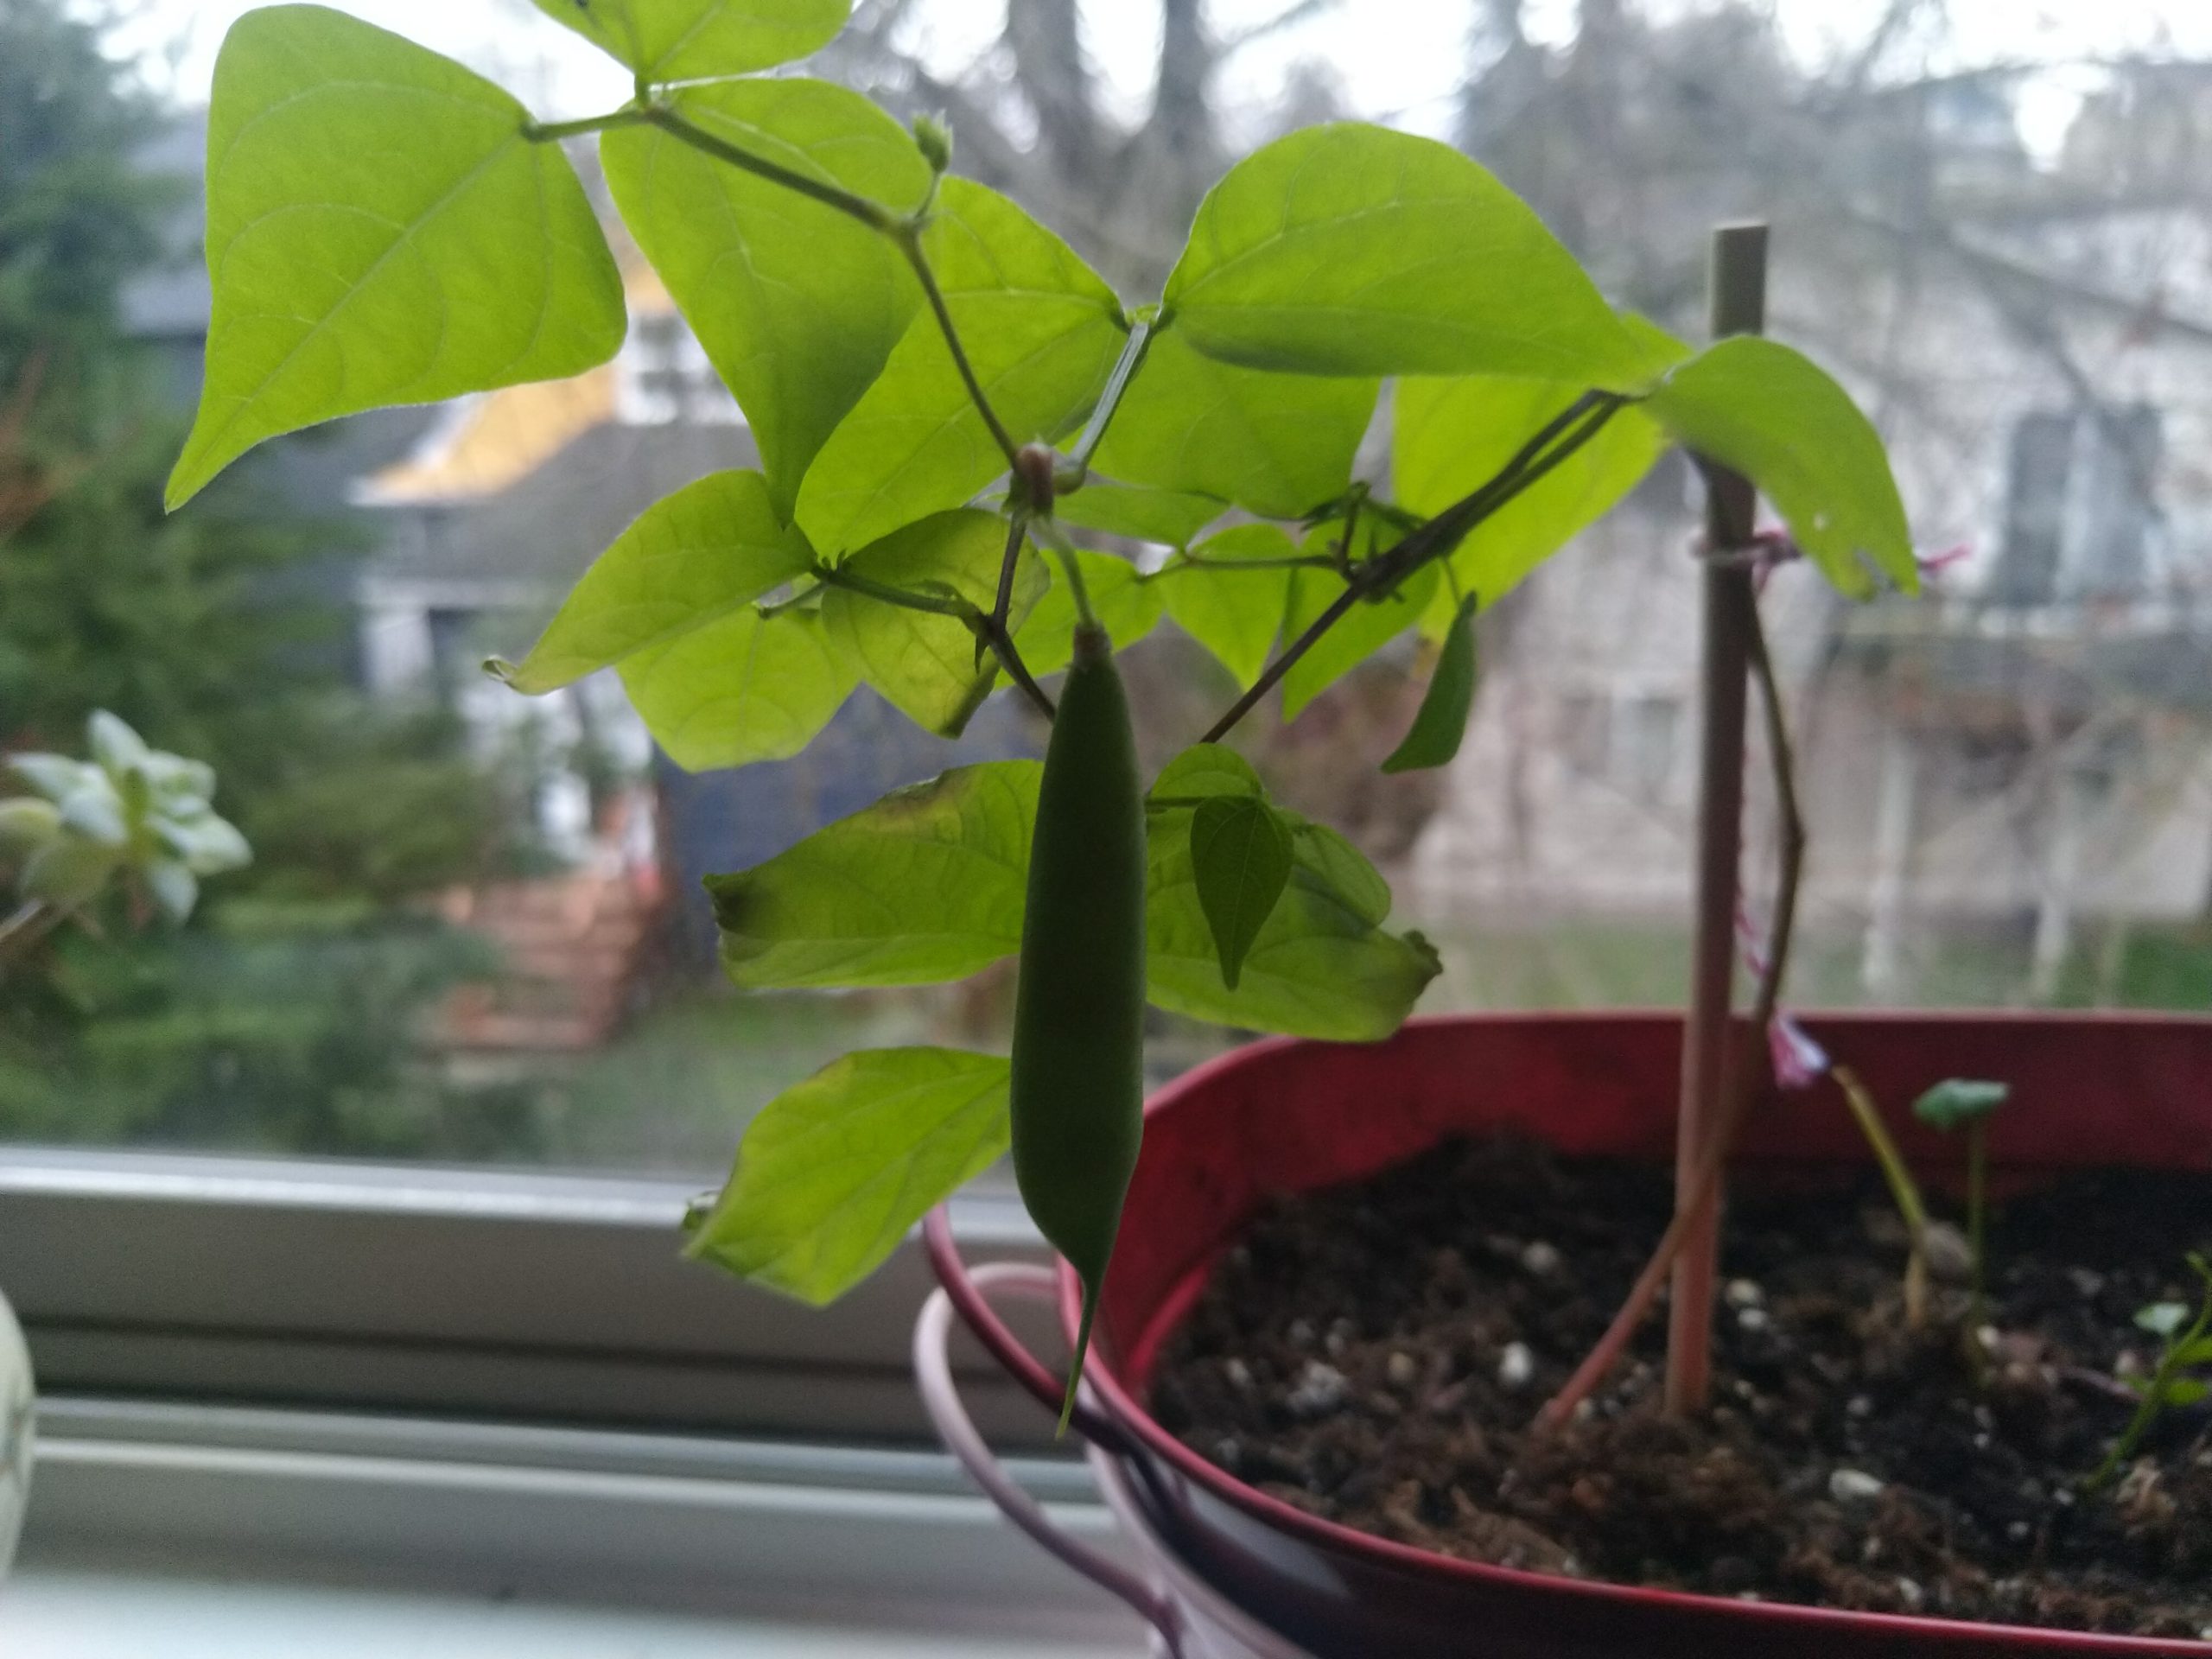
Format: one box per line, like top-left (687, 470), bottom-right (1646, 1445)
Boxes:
top-left (19, 1396), bottom-right (1142, 1653)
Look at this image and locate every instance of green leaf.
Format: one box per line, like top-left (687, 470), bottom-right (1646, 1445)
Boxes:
top-left (531, 0), bottom-right (848, 80)
top-left (1150, 743), bottom-right (1263, 803)
top-left (1910, 1077), bottom-right (2011, 1132)
top-left (822, 510), bottom-right (1047, 737)
top-left (1054, 479), bottom-right (1224, 548)
top-left (1646, 336), bottom-right (1916, 599)
top-left (602, 80), bottom-right (930, 513)
top-left (1161, 524), bottom-right (1295, 689)
top-left (1382, 594), bottom-right (1479, 773)
top-left (0, 798), bottom-right (63, 859)
top-left (144, 859), bottom-right (200, 924)
top-left (1285, 818), bottom-right (1390, 925)
top-left (168, 5), bottom-right (625, 508)
top-left (798, 179), bottom-right (1125, 556)
top-left (686, 1046), bottom-right (1010, 1306)
top-left (495, 471), bottom-right (814, 694)
top-left (8, 755), bottom-right (97, 804)
top-left (707, 760), bottom-right (1038, 988)
top-left (620, 607), bottom-right (854, 770)
top-left (1189, 795), bottom-right (1294, 991)
top-left (2158, 1376), bottom-right (2209, 1407)
top-left (1013, 550), bottom-right (1163, 677)
top-left (2169, 1336), bottom-right (2212, 1369)
top-left (1164, 124), bottom-right (1658, 386)
top-left (1090, 328), bottom-right (1376, 519)
top-left (1146, 808), bottom-right (1438, 1039)
top-left (2137, 1302), bottom-right (2190, 1339)
top-left (1280, 544), bottom-right (1439, 721)
top-left (1142, 748), bottom-right (1430, 1038)
top-left (1395, 374), bottom-right (1669, 620)
top-left (20, 838), bottom-right (118, 908)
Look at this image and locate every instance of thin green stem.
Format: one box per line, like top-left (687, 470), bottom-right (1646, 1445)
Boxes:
top-left (757, 580), bottom-right (826, 620)
top-left (1033, 519), bottom-right (1096, 628)
top-left (1158, 552), bottom-right (1340, 575)
top-left (1060, 318), bottom-right (1155, 486)
top-left (1200, 393), bottom-right (1625, 744)
top-left (893, 226), bottom-right (1020, 468)
top-left (813, 563), bottom-right (971, 619)
top-left (1836, 1065), bottom-right (1933, 1328)
top-left (645, 106), bottom-right (893, 232)
top-left (2086, 1280), bottom-right (2212, 1491)
top-left (522, 109), bottom-right (651, 143)
top-left (988, 512), bottom-right (1031, 636)
top-left (1967, 1120), bottom-right (1988, 1330)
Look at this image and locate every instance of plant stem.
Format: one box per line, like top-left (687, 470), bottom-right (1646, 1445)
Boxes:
top-left (1158, 553), bottom-right (1341, 574)
top-left (1198, 394), bottom-right (1624, 745)
top-left (813, 563), bottom-right (971, 618)
top-left (982, 628), bottom-right (1058, 721)
top-left (521, 109), bottom-right (651, 143)
top-left (2084, 1286), bottom-right (2212, 1491)
top-left (756, 580), bottom-right (826, 620)
top-left (1535, 586), bottom-right (1803, 1433)
top-left (1835, 1065), bottom-right (1933, 1328)
top-left (1967, 1119), bottom-right (1988, 1332)
top-left (1032, 518), bottom-right (1097, 629)
top-left (1060, 317), bottom-right (1154, 486)
top-left (892, 225), bottom-right (1021, 469)
top-left (642, 105), bottom-right (893, 231)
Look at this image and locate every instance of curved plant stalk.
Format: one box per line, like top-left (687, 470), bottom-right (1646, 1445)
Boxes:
top-left (1834, 1065), bottom-right (1934, 1328)
top-left (1535, 583), bottom-right (1803, 1433)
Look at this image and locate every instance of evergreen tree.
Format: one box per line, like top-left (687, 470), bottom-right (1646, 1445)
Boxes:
top-left (0, 0), bottom-right (519, 1153)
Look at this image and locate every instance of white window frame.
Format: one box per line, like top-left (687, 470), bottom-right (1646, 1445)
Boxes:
top-left (0, 1147), bottom-right (1057, 1449)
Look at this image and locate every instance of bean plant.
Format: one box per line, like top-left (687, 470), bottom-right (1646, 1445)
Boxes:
top-left (167, 3), bottom-right (1916, 1406)
top-left (2085, 1252), bottom-right (2212, 1491)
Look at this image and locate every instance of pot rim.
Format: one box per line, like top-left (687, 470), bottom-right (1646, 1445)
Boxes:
top-left (1052, 1008), bottom-right (2212, 1656)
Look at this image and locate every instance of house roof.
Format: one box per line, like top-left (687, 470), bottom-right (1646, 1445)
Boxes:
top-left (365, 418), bottom-right (757, 596)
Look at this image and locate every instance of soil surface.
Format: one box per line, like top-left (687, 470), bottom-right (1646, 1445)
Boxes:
top-left (1150, 1137), bottom-right (2212, 1640)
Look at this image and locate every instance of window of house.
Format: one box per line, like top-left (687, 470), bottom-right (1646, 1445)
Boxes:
top-left (617, 315), bottom-right (741, 427)
top-left (1994, 404), bottom-right (2164, 604)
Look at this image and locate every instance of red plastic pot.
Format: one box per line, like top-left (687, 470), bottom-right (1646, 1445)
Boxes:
top-left (930, 1010), bottom-right (2212, 1658)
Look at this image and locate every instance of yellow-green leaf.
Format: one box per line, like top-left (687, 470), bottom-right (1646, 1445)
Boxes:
top-left (602, 80), bottom-right (930, 513)
top-left (496, 471), bottom-right (813, 694)
top-left (1395, 374), bottom-right (1668, 622)
top-left (620, 606), bottom-right (854, 771)
top-left (1160, 524), bottom-right (1296, 689)
top-left (1090, 327), bottom-right (1376, 519)
top-left (531, 0), bottom-right (848, 82)
top-left (797, 180), bottom-right (1124, 557)
top-left (1646, 336), bottom-right (1916, 598)
top-left (686, 1046), bottom-right (1009, 1306)
top-left (168, 6), bottom-right (624, 508)
top-left (1164, 123), bottom-right (1657, 386)
top-left (822, 510), bottom-right (1046, 736)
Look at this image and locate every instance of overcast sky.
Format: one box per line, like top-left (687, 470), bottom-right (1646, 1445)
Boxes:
top-left (98, 0), bottom-right (2212, 157)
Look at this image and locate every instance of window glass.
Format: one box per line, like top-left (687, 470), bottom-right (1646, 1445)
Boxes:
top-left (4, 0), bottom-right (2209, 1183)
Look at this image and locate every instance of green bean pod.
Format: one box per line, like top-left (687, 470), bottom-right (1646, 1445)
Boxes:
top-left (1009, 622), bottom-right (1147, 1433)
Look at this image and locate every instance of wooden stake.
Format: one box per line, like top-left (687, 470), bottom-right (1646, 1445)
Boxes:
top-left (1663, 222), bottom-right (1767, 1417)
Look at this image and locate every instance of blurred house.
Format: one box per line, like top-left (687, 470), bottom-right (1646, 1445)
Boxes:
top-left (1410, 67), bottom-right (2212, 1001)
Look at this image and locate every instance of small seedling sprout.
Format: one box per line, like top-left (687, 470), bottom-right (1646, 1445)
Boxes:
top-left (2084, 1252), bottom-right (2212, 1492)
top-left (1834, 1065), bottom-right (1935, 1329)
top-left (1910, 1078), bottom-right (2010, 1339)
